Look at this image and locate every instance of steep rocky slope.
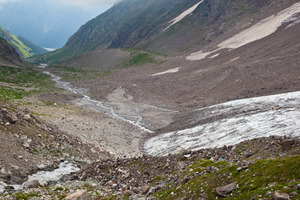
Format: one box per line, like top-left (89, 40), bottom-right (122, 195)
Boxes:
top-left (40, 0), bottom-right (298, 63)
top-left (0, 38), bottom-right (23, 65)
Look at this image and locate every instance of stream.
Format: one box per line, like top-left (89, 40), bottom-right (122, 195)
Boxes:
top-left (43, 71), bottom-right (153, 133)
top-left (0, 161), bottom-right (79, 194)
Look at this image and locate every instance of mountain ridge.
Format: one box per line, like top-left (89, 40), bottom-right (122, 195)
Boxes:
top-left (0, 25), bottom-right (48, 59)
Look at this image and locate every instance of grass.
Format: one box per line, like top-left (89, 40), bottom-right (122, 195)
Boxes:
top-left (154, 156), bottom-right (300, 199)
top-left (0, 65), bottom-right (57, 100)
top-left (51, 65), bottom-right (112, 81)
top-left (122, 49), bottom-right (158, 68)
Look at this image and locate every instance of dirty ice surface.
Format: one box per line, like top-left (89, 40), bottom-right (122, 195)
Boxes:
top-left (164, 0), bottom-right (204, 31)
top-left (186, 2), bottom-right (300, 61)
top-left (145, 91), bottom-right (300, 156)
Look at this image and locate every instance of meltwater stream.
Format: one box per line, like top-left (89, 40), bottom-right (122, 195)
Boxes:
top-left (43, 71), bottom-right (153, 133)
top-left (0, 162), bottom-right (79, 194)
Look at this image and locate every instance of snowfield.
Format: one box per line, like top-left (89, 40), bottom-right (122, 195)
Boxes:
top-left (186, 2), bottom-right (300, 61)
top-left (164, 0), bottom-right (204, 31)
top-left (145, 91), bottom-right (300, 156)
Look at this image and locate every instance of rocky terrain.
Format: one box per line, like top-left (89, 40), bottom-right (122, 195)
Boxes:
top-left (0, 0), bottom-right (299, 199)
top-left (0, 136), bottom-right (299, 199)
top-left (0, 38), bottom-right (23, 66)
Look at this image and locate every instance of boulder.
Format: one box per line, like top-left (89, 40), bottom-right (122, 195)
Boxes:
top-left (273, 192), bottom-right (290, 200)
top-left (123, 190), bottom-right (133, 196)
top-left (177, 161), bottom-right (186, 170)
top-left (141, 185), bottom-right (150, 194)
top-left (281, 139), bottom-right (294, 150)
top-left (65, 190), bottom-right (88, 200)
top-left (23, 179), bottom-right (40, 189)
top-left (5, 112), bottom-right (18, 123)
top-left (216, 182), bottom-right (237, 197)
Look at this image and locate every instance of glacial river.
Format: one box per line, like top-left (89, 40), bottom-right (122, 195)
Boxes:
top-left (43, 71), bottom-right (153, 133)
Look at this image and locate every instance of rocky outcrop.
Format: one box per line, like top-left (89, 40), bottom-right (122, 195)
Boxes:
top-left (0, 37), bottom-right (23, 64)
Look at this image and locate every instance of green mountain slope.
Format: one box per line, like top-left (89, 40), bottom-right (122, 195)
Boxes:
top-left (0, 25), bottom-right (48, 59)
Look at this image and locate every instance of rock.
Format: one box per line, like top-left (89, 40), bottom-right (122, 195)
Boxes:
top-left (177, 161), bottom-right (186, 170)
top-left (11, 176), bottom-right (26, 184)
top-left (273, 192), bottom-right (290, 200)
top-left (123, 190), bottom-right (133, 196)
top-left (65, 190), bottom-right (88, 200)
top-left (4, 186), bottom-right (15, 191)
top-left (141, 185), bottom-right (150, 194)
top-left (23, 179), bottom-right (40, 189)
top-left (281, 139), bottom-right (294, 150)
top-left (216, 182), bottom-right (237, 197)
top-left (37, 164), bottom-right (45, 169)
top-left (265, 191), bottom-right (272, 196)
top-left (246, 152), bottom-right (253, 158)
top-left (23, 114), bottom-right (31, 121)
top-left (5, 112), bottom-right (18, 123)
top-left (206, 166), bottom-right (211, 173)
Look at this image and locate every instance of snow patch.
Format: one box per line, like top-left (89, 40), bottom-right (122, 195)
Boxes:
top-left (186, 2), bottom-right (300, 61)
top-left (151, 67), bottom-right (180, 76)
top-left (164, 0), bottom-right (204, 31)
top-left (145, 91), bottom-right (300, 156)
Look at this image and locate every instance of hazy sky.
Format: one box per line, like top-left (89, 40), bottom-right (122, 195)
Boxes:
top-left (0, 0), bottom-right (120, 48)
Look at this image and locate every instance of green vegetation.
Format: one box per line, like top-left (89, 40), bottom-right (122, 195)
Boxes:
top-left (0, 65), bottom-right (57, 100)
top-left (14, 192), bottom-right (39, 200)
top-left (121, 49), bottom-right (161, 68)
top-left (52, 65), bottom-right (112, 81)
top-left (154, 156), bottom-right (300, 199)
top-left (0, 25), bottom-right (48, 59)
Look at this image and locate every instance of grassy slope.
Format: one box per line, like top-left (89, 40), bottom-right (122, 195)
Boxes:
top-left (0, 65), bottom-right (57, 100)
top-left (0, 26), bottom-right (48, 59)
top-left (18, 36), bottom-right (48, 55)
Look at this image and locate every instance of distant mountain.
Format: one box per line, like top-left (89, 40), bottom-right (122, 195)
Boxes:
top-left (41, 0), bottom-right (281, 64)
top-left (0, 0), bottom-right (112, 49)
top-left (0, 37), bottom-right (23, 65)
top-left (0, 25), bottom-right (48, 59)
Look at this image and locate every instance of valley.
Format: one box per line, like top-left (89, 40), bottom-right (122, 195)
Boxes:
top-left (0, 0), bottom-right (299, 199)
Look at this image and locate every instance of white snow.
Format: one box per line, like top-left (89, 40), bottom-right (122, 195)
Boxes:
top-left (144, 91), bottom-right (300, 156)
top-left (164, 0), bottom-right (204, 31)
top-left (151, 67), bottom-right (180, 76)
top-left (186, 2), bottom-right (300, 61)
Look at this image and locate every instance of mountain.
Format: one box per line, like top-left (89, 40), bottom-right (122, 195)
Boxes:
top-left (42, 0), bottom-right (297, 63)
top-left (0, 25), bottom-right (48, 59)
top-left (0, 0), bottom-right (112, 49)
top-left (0, 0), bottom-right (299, 199)
top-left (0, 37), bottom-right (23, 65)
